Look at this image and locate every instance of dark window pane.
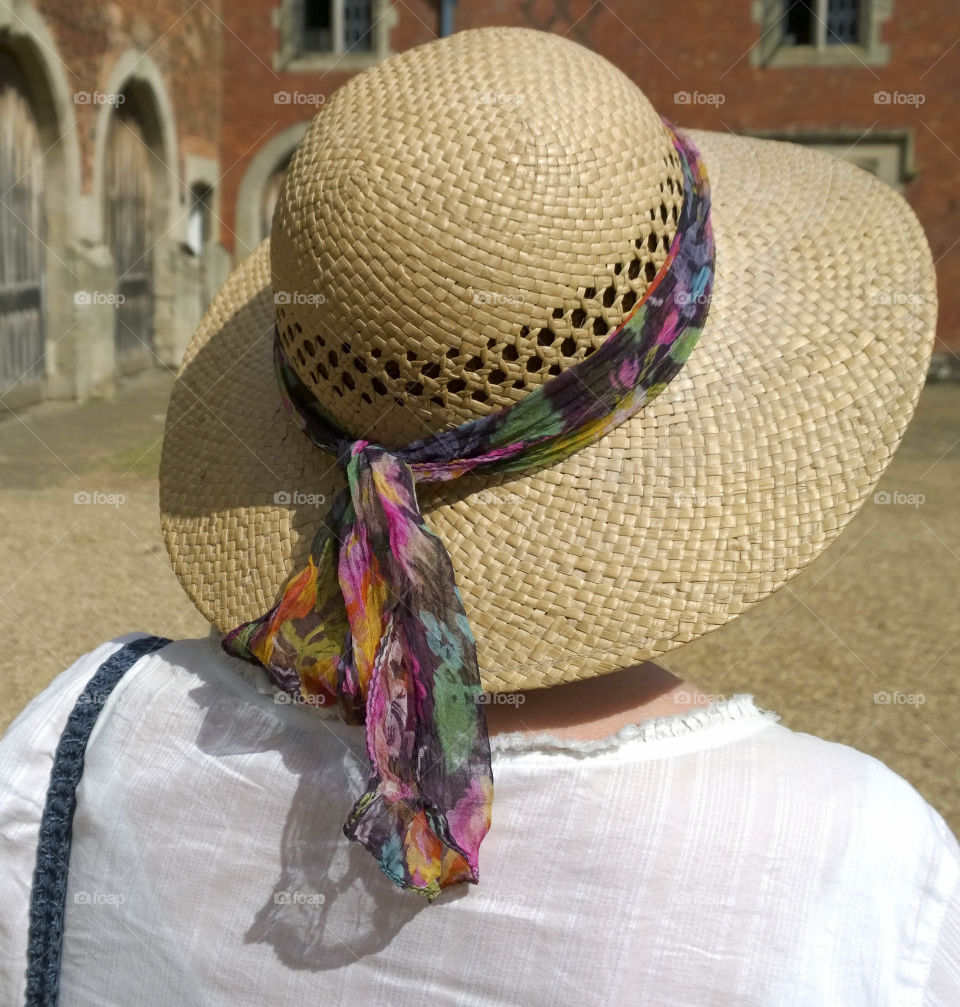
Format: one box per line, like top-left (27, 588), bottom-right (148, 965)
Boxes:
top-left (344, 0), bottom-right (373, 51)
top-left (826, 0), bottom-right (860, 44)
top-left (782, 0), bottom-right (815, 46)
top-left (303, 0), bottom-right (333, 52)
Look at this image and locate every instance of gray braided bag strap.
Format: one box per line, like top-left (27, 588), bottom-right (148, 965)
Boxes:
top-left (24, 635), bottom-right (172, 1007)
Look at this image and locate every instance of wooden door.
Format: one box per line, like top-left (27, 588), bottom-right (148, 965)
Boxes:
top-left (0, 50), bottom-right (46, 399)
top-left (104, 102), bottom-right (154, 358)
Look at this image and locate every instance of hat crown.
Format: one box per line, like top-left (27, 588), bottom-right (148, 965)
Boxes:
top-left (271, 26), bottom-right (683, 449)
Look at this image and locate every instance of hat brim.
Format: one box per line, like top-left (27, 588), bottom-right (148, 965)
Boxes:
top-left (159, 128), bottom-right (936, 693)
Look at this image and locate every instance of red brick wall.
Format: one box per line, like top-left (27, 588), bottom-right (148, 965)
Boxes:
top-left (30, 0), bottom-right (221, 186)
top-left (561, 1), bottom-right (959, 352)
top-left (216, 0), bottom-right (959, 351)
top-left (217, 0), bottom-right (441, 243)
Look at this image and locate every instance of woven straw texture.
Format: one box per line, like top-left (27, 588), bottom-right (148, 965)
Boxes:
top-left (159, 27), bottom-right (937, 694)
top-left (270, 28), bottom-right (683, 446)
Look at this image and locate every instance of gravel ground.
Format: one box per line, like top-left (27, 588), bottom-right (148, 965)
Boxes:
top-left (1, 369), bottom-right (957, 835)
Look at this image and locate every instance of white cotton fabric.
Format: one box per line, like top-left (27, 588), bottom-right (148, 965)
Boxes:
top-left (1, 630), bottom-right (958, 1007)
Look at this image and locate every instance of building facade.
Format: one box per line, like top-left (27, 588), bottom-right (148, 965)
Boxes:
top-left (0, 0), bottom-right (227, 409)
top-left (2, 0), bottom-right (957, 411)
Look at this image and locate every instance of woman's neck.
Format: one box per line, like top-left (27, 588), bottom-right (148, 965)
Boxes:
top-left (483, 662), bottom-right (713, 741)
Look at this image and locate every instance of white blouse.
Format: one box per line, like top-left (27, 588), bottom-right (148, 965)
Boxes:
top-left (1, 631), bottom-right (958, 1006)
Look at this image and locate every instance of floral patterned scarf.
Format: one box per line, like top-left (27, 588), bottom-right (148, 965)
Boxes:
top-left (222, 119), bottom-right (715, 901)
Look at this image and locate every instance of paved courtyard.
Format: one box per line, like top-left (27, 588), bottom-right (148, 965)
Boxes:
top-left (1, 370), bottom-right (958, 835)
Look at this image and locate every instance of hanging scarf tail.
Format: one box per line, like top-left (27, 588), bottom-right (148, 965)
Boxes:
top-left (343, 609), bottom-right (490, 901)
top-left (224, 441), bottom-right (493, 901)
top-left (337, 442), bottom-right (492, 899)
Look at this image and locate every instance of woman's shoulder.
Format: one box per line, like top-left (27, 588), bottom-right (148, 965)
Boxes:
top-left (746, 717), bottom-right (960, 887)
top-left (0, 634), bottom-right (159, 747)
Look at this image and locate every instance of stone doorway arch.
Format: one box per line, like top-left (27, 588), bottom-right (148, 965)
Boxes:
top-left (93, 51), bottom-right (179, 375)
top-left (0, 6), bottom-right (80, 408)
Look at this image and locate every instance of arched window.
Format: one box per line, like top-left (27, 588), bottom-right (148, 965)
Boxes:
top-left (103, 90), bottom-right (155, 359)
top-left (0, 48), bottom-right (45, 396)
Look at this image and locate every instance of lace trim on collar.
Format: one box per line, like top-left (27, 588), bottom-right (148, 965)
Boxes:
top-left (488, 694), bottom-right (780, 756)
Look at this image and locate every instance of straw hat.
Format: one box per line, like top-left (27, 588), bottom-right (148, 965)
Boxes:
top-left (159, 26), bottom-right (937, 695)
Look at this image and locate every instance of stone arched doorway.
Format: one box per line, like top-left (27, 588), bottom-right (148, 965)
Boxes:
top-left (0, 48), bottom-right (45, 399)
top-left (234, 121), bottom-right (309, 259)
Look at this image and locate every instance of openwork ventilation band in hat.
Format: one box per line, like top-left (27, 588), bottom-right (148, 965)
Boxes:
top-left (222, 119), bottom-right (715, 901)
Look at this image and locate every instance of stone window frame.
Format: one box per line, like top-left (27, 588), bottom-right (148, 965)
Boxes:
top-left (750, 0), bottom-right (892, 68)
top-left (272, 0), bottom-right (397, 72)
top-left (740, 127), bottom-right (914, 192)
